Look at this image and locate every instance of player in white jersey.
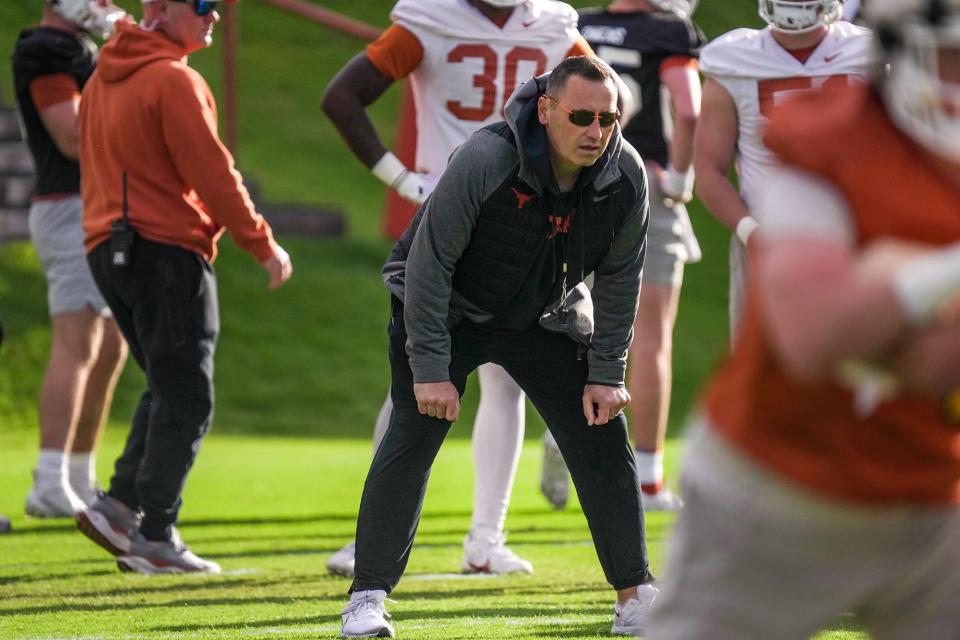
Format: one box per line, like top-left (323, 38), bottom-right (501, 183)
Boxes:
top-left (843, 0), bottom-right (861, 21)
top-left (321, 0), bottom-right (593, 579)
top-left (693, 0), bottom-right (871, 332)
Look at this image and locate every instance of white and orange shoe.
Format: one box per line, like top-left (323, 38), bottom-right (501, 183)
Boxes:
top-left (461, 531), bottom-right (533, 575)
top-left (76, 493), bottom-right (140, 555)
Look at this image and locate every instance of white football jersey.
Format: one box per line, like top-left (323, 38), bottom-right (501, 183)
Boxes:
top-left (391, 0), bottom-right (580, 177)
top-left (700, 22), bottom-right (872, 215)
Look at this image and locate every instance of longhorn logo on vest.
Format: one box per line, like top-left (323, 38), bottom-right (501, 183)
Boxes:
top-left (547, 209), bottom-right (576, 239)
top-left (511, 186), bottom-right (535, 209)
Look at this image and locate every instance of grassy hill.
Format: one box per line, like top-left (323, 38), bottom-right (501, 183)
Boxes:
top-left (0, 0), bottom-right (763, 437)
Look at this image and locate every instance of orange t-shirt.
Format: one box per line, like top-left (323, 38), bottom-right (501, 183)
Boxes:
top-left (29, 73), bottom-right (79, 111)
top-left (706, 84), bottom-right (960, 505)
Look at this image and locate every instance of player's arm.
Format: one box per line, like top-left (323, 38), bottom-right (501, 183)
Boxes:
top-left (658, 57), bottom-right (701, 202)
top-left (321, 25), bottom-right (433, 204)
top-left (31, 74), bottom-right (81, 160)
top-left (756, 167), bottom-right (960, 384)
top-left (693, 77), bottom-right (757, 248)
top-left (321, 53), bottom-right (393, 168)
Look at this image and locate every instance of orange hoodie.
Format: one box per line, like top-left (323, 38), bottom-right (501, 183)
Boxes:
top-left (80, 21), bottom-right (275, 263)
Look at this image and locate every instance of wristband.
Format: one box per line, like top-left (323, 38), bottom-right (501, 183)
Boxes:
top-left (735, 216), bottom-right (760, 246)
top-left (663, 165), bottom-right (694, 197)
top-left (371, 151), bottom-right (410, 191)
top-left (892, 242), bottom-right (960, 325)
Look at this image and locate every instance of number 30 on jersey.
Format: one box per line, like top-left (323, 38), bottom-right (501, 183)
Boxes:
top-left (445, 44), bottom-right (547, 121)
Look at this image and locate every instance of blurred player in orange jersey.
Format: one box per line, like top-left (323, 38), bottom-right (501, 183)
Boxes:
top-left (648, 1), bottom-right (960, 638)
top-left (695, 0), bottom-right (871, 334)
top-left (322, 0), bottom-right (600, 579)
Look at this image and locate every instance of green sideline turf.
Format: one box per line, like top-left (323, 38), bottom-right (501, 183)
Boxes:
top-left (0, 431), bottom-right (865, 640)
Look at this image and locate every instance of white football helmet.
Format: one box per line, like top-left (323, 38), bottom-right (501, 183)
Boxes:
top-left (48, 0), bottom-right (126, 38)
top-left (651, 0), bottom-right (700, 18)
top-left (868, 0), bottom-right (960, 163)
top-left (480, 0), bottom-right (527, 7)
top-left (758, 0), bottom-right (843, 33)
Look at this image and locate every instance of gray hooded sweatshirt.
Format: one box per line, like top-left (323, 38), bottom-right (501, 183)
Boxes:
top-left (383, 72), bottom-right (649, 387)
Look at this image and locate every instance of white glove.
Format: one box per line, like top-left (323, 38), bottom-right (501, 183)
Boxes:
top-left (658, 165), bottom-right (695, 206)
top-left (735, 216), bottom-right (760, 247)
top-left (371, 152), bottom-right (437, 205)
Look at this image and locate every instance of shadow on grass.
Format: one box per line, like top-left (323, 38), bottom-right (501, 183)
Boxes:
top-left (0, 595), bottom-right (316, 617)
top-left (0, 567), bottom-right (115, 587)
top-left (6, 509), bottom-right (562, 535)
top-left (4, 508), bottom-right (672, 538)
top-left (66, 575), bottom-right (291, 598)
top-left (209, 545), bottom-right (347, 560)
top-left (153, 610), bottom-right (866, 640)
top-left (154, 611), bottom-right (613, 638)
top-left (153, 615), bottom-right (325, 633)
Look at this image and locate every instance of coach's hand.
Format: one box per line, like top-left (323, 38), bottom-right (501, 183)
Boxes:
top-left (582, 384), bottom-right (630, 426)
top-left (414, 381), bottom-right (460, 422)
top-left (261, 244), bottom-right (293, 290)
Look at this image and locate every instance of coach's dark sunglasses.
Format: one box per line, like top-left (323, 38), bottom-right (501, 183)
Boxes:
top-left (545, 95), bottom-right (619, 128)
top-left (170, 0), bottom-right (219, 17)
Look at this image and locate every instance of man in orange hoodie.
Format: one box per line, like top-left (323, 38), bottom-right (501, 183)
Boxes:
top-left (75, 0), bottom-right (292, 575)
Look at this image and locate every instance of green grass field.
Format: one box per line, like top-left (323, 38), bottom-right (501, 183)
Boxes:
top-left (0, 1), bottom-right (869, 638)
top-left (0, 430), bottom-right (866, 640)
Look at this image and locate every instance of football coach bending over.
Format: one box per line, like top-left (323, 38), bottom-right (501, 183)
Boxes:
top-left (340, 56), bottom-right (655, 639)
top-left (75, 0), bottom-right (292, 574)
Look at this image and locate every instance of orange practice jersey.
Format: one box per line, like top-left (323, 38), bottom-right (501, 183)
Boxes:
top-left (706, 84), bottom-right (960, 506)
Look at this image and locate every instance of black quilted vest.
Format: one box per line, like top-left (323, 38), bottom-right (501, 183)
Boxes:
top-left (452, 123), bottom-right (637, 319)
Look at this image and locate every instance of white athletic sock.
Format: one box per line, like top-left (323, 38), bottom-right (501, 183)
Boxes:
top-left (68, 452), bottom-right (96, 493)
top-left (35, 449), bottom-right (67, 488)
top-left (372, 393), bottom-right (393, 455)
top-left (470, 363), bottom-right (525, 537)
top-left (635, 449), bottom-right (664, 492)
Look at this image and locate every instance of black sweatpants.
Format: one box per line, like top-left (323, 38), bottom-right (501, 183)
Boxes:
top-left (351, 298), bottom-right (653, 593)
top-left (88, 237), bottom-right (219, 541)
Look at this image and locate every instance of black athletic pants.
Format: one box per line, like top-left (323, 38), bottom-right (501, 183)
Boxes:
top-left (351, 297), bottom-right (653, 593)
top-left (88, 237), bottom-right (219, 542)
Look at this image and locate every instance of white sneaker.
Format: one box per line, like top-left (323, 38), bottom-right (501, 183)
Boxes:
top-left (641, 487), bottom-right (683, 512)
top-left (327, 541), bottom-right (356, 578)
top-left (341, 590), bottom-right (395, 638)
top-left (461, 531), bottom-right (533, 575)
top-left (539, 431), bottom-right (569, 510)
top-left (25, 476), bottom-right (86, 518)
top-left (612, 583), bottom-right (659, 636)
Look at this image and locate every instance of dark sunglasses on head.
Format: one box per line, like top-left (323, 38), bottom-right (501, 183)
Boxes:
top-left (545, 95), bottom-right (619, 128)
top-left (170, 0), bottom-right (219, 16)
